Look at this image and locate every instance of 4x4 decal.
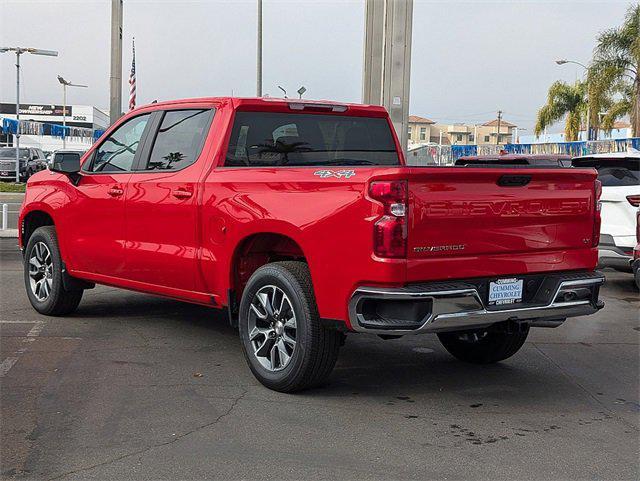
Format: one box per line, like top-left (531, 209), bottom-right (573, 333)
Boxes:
top-left (313, 169), bottom-right (356, 179)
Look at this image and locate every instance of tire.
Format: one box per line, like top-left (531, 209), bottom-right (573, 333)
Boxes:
top-left (24, 226), bottom-right (83, 316)
top-left (437, 324), bottom-right (529, 364)
top-left (238, 261), bottom-right (341, 392)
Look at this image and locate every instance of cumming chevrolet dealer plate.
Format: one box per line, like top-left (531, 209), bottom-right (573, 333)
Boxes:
top-left (488, 278), bottom-right (524, 305)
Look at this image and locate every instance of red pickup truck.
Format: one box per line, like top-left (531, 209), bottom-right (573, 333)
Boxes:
top-left (19, 97), bottom-right (605, 392)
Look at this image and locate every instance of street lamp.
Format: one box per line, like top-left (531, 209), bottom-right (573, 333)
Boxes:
top-left (278, 86), bottom-right (287, 98)
top-left (297, 86), bottom-right (307, 99)
top-left (0, 47), bottom-right (58, 183)
top-left (555, 58), bottom-right (591, 140)
top-left (57, 76), bottom-right (88, 149)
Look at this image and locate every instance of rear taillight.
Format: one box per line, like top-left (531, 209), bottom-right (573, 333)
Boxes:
top-left (370, 180), bottom-right (407, 258)
top-left (592, 179), bottom-right (602, 248)
top-left (627, 194), bottom-right (640, 207)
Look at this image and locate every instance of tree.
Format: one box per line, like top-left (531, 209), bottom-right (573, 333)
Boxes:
top-left (588, 4), bottom-right (639, 137)
top-left (535, 81), bottom-right (587, 141)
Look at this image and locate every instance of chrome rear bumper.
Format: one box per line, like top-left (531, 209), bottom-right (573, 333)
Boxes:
top-left (348, 272), bottom-right (605, 335)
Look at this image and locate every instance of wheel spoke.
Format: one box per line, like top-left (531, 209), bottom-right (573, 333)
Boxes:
top-left (282, 331), bottom-right (296, 348)
top-left (29, 257), bottom-right (41, 270)
top-left (34, 279), bottom-right (43, 298)
top-left (256, 292), bottom-right (275, 317)
top-left (249, 326), bottom-right (271, 341)
top-left (269, 343), bottom-right (279, 370)
top-left (276, 339), bottom-right (290, 366)
top-left (284, 315), bottom-right (296, 329)
top-left (250, 303), bottom-right (268, 320)
top-left (255, 336), bottom-right (274, 358)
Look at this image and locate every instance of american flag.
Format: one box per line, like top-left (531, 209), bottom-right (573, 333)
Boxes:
top-left (128, 38), bottom-right (136, 111)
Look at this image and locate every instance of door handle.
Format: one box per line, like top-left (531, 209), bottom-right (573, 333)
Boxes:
top-left (172, 189), bottom-right (193, 199)
top-left (108, 186), bottom-right (124, 197)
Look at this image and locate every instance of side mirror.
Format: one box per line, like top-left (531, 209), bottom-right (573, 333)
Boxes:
top-left (51, 153), bottom-right (81, 174)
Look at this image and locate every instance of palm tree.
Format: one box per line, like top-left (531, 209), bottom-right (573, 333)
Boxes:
top-left (535, 81), bottom-right (587, 141)
top-left (588, 4), bottom-right (639, 136)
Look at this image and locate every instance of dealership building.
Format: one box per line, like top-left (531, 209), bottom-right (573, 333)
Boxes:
top-left (0, 102), bottom-right (109, 152)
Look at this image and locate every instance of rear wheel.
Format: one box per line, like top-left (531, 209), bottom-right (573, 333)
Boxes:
top-left (238, 261), bottom-right (341, 392)
top-left (437, 324), bottom-right (529, 364)
top-left (24, 226), bottom-right (83, 316)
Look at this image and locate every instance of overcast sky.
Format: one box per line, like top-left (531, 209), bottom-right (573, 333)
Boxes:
top-left (0, 0), bottom-right (633, 131)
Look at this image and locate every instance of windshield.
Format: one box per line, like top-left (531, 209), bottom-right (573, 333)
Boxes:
top-left (225, 111), bottom-right (400, 167)
top-left (0, 147), bottom-right (29, 159)
top-left (572, 157), bottom-right (640, 187)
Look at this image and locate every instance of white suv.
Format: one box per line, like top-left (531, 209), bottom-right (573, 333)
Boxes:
top-left (573, 152), bottom-right (640, 272)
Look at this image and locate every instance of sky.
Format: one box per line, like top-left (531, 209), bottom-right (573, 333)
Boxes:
top-left (0, 0), bottom-right (634, 132)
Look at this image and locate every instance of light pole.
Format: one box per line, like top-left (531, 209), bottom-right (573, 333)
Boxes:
top-left (555, 59), bottom-right (591, 141)
top-left (0, 47), bottom-right (58, 183)
top-left (256, 0), bottom-right (262, 97)
top-left (297, 86), bottom-right (306, 99)
top-left (57, 76), bottom-right (88, 149)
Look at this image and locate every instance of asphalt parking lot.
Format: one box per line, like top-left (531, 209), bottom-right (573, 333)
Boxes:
top-left (1, 237), bottom-right (638, 480)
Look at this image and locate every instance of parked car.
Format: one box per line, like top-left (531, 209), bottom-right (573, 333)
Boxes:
top-left (455, 154), bottom-right (572, 167)
top-left (632, 209), bottom-right (640, 289)
top-left (572, 152), bottom-right (640, 272)
top-left (0, 147), bottom-right (47, 181)
top-left (19, 97), bottom-right (605, 392)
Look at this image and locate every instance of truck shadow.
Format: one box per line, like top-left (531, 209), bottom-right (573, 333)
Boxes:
top-left (74, 289), bottom-right (595, 405)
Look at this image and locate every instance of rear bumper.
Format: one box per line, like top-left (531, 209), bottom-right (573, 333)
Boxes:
top-left (598, 236), bottom-right (633, 272)
top-left (348, 271), bottom-right (604, 335)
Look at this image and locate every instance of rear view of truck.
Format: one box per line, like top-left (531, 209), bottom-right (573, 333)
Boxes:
top-left (211, 99), bottom-right (607, 391)
top-left (350, 164), bottom-right (605, 362)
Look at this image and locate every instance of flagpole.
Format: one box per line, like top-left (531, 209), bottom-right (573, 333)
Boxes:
top-left (129, 37), bottom-right (136, 111)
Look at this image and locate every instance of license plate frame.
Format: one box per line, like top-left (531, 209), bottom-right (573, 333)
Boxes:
top-left (488, 278), bottom-right (524, 306)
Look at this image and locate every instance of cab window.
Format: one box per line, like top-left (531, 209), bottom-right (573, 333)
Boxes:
top-left (87, 114), bottom-right (150, 172)
top-left (143, 109), bottom-right (213, 171)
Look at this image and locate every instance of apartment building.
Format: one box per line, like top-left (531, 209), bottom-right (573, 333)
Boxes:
top-left (408, 115), bottom-right (517, 148)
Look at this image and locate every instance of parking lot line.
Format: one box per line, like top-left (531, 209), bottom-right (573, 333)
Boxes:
top-left (0, 320), bottom-right (40, 324)
top-left (0, 357), bottom-right (19, 378)
top-left (0, 320), bottom-right (45, 378)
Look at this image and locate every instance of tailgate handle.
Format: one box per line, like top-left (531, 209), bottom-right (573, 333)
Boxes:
top-left (497, 175), bottom-right (531, 187)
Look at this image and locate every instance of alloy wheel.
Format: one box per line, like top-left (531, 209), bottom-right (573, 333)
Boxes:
top-left (247, 285), bottom-right (297, 372)
top-left (28, 241), bottom-right (53, 301)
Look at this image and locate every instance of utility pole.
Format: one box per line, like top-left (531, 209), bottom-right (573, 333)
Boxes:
top-left (496, 110), bottom-right (502, 145)
top-left (362, 0), bottom-right (413, 151)
top-left (109, 0), bottom-right (123, 125)
top-left (256, 0), bottom-right (262, 97)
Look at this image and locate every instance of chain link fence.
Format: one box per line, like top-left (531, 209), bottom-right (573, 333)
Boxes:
top-left (407, 138), bottom-right (640, 166)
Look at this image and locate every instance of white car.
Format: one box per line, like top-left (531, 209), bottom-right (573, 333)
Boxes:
top-left (573, 152), bottom-right (640, 272)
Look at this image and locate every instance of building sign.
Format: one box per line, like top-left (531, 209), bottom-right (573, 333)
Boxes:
top-left (0, 103), bottom-right (71, 117)
top-left (0, 103), bottom-right (107, 129)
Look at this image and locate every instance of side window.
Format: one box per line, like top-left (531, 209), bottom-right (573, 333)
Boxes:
top-left (87, 114), bottom-right (150, 172)
top-left (144, 109), bottom-right (212, 171)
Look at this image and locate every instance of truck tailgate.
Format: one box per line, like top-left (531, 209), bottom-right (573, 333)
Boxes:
top-left (406, 167), bottom-right (598, 279)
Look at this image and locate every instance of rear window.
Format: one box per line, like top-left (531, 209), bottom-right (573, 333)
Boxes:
top-left (572, 157), bottom-right (640, 187)
top-left (225, 112), bottom-right (400, 167)
top-left (0, 147), bottom-right (29, 159)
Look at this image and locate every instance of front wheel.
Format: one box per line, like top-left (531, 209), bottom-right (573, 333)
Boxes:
top-left (238, 261), bottom-right (341, 392)
top-left (437, 324), bottom-right (529, 364)
top-left (24, 226), bottom-right (83, 316)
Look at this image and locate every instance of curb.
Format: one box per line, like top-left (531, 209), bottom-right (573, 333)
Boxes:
top-left (0, 229), bottom-right (18, 238)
